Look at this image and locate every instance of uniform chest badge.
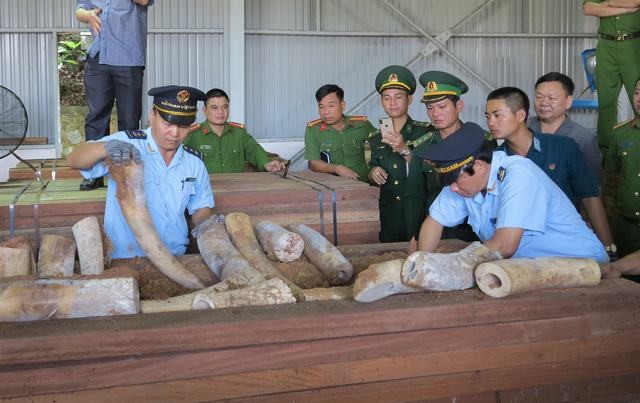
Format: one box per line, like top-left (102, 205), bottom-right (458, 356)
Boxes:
top-left (548, 163), bottom-right (556, 170)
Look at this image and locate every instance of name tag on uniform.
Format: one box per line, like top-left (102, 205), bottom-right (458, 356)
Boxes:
top-left (181, 177), bottom-right (196, 190)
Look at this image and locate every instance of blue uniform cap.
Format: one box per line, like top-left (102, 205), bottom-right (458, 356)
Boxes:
top-left (148, 85), bottom-right (206, 126)
top-left (416, 122), bottom-right (486, 185)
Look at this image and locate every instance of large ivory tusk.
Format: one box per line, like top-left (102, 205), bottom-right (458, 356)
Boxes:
top-left (140, 268), bottom-right (265, 313)
top-left (287, 223), bottom-right (354, 286)
top-left (353, 259), bottom-right (422, 302)
top-left (191, 278), bottom-right (295, 310)
top-left (37, 234), bottom-right (76, 277)
top-left (475, 257), bottom-right (601, 298)
top-left (255, 221), bottom-right (304, 262)
top-left (109, 161), bottom-right (205, 290)
top-left (193, 214), bottom-right (254, 280)
top-left (303, 286), bottom-right (352, 301)
top-left (225, 212), bottom-right (305, 301)
top-left (0, 237), bottom-right (35, 277)
top-left (402, 242), bottom-right (501, 291)
top-left (72, 216), bottom-right (105, 275)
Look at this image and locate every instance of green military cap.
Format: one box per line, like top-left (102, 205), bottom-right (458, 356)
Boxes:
top-left (415, 122), bottom-right (485, 185)
top-left (419, 71), bottom-right (468, 103)
top-left (375, 65), bottom-right (416, 94)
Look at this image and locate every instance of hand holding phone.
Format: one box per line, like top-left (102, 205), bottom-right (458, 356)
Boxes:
top-left (380, 117), bottom-right (394, 141)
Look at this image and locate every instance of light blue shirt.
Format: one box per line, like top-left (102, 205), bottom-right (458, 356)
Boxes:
top-left (78, 0), bottom-right (153, 66)
top-left (81, 128), bottom-right (215, 258)
top-left (429, 151), bottom-right (608, 263)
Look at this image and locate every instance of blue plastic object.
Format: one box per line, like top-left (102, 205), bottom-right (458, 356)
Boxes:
top-left (571, 48), bottom-right (598, 110)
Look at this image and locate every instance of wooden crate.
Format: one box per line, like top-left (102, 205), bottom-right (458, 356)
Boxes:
top-left (0, 278), bottom-right (639, 402)
top-left (0, 171), bottom-right (380, 245)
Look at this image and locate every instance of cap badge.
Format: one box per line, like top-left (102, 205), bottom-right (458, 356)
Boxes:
top-left (177, 90), bottom-right (190, 104)
top-left (388, 73), bottom-right (398, 83)
top-left (427, 81), bottom-right (437, 91)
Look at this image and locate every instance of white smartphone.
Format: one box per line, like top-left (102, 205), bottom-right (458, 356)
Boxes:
top-left (379, 117), bottom-right (394, 137)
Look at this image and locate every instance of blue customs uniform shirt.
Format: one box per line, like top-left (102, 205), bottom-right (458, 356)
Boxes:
top-left (80, 128), bottom-right (215, 258)
top-left (428, 151), bottom-right (608, 263)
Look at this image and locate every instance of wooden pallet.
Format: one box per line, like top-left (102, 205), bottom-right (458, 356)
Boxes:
top-left (0, 277), bottom-right (639, 402)
top-left (0, 171), bottom-right (380, 246)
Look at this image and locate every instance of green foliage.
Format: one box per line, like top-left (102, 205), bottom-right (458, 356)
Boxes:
top-left (58, 33), bottom-right (87, 106)
top-left (58, 39), bottom-right (86, 69)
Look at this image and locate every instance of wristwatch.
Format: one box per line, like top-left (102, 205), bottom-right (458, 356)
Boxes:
top-left (605, 244), bottom-right (618, 260)
top-left (399, 146), bottom-right (411, 157)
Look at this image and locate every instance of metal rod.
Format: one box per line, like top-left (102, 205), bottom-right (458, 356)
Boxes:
top-left (382, 0), bottom-right (495, 91)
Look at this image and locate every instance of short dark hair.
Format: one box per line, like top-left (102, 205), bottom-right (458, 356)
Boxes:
top-left (535, 72), bottom-right (575, 95)
top-left (205, 88), bottom-right (230, 103)
top-left (487, 86), bottom-right (530, 120)
top-left (315, 84), bottom-right (344, 102)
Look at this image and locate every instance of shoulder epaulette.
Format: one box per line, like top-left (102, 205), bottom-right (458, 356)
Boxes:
top-left (349, 115), bottom-right (368, 122)
top-left (409, 131), bottom-right (434, 148)
top-left (182, 145), bottom-right (203, 160)
top-left (412, 120), bottom-right (433, 128)
top-left (307, 118), bottom-right (323, 128)
top-left (125, 130), bottom-right (147, 139)
top-left (613, 118), bottom-right (634, 130)
top-left (228, 121), bottom-right (246, 129)
top-left (368, 129), bottom-right (381, 138)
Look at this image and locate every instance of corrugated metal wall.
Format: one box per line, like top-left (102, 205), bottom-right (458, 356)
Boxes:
top-left (0, 0), bottom-right (599, 150)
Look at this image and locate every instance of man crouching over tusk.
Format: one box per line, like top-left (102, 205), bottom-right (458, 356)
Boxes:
top-left (67, 85), bottom-right (214, 261)
top-left (403, 122), bottom-right (609, 290)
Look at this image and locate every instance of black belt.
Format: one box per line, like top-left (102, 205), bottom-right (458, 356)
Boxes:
top-left (599, 31), bottom-right (640, 41)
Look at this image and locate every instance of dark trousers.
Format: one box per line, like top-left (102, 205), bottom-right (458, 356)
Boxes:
top-left (83, 55), bottom-right (145, 141)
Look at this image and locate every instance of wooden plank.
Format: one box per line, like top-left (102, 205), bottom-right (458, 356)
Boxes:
top-left (499, 374), bottom-right (640, 402)
top-left (1, 279), bottom-right (639, 365)
top-left (4, 348), bottom-right (639, 402)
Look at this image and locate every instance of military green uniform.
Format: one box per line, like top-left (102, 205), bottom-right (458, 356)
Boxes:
top-left (304, 115), bottom-right (374, 182)
top-left (184, 121), bottom-right (271, 173)
top-left (369, 117), bottom-right (435, 242)
top-left (585, 0), bottom-right (640, 151)
top-left (605, 118), bottom-right (640, 257)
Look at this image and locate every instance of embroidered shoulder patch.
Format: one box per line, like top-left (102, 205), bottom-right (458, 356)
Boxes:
top-left (183, 145), bottom-right (203, 160)
top-left (125, 130), bottom-right (147, 139)
top-left (349, 115), bottom-right (368, 122)
top-left (307, 118), bottom-right (323, 128)
top-left (497, 167), bottom-right (507, 182)
top-left (410, 131), bottom-right (434, 148)
top-left (228, 121), bottom-right (246, 129)
top-left (613, 118), bottom-right (634, 130)
top-left (412, 120), bottom-right (433, 128)
top-left (368, 129), bottom-right (381, 138)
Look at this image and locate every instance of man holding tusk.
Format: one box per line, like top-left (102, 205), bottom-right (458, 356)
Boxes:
top-left (68, 86), bottom-right (215, 259)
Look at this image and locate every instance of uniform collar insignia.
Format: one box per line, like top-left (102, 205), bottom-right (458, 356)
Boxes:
top-left (497, 166), bottom-right (506, 182)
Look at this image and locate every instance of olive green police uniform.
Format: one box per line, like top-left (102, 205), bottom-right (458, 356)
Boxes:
top-left (184, 121), bottom-right (272, 173)
top-left (304, 115), bottom-right (374, 182)
top-left (585, 0), bottom-right (640, 151)
top-left (605, 117), bottom-right (640, 257)
top-left (369, 117), bottom-right (435, 242)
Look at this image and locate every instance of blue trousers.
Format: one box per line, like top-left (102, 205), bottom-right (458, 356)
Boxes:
top-left (83, 55), bottom-right (145, 141)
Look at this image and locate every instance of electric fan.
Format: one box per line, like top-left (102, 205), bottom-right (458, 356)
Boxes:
top-left (0, 86), bottom-right (40, 177)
